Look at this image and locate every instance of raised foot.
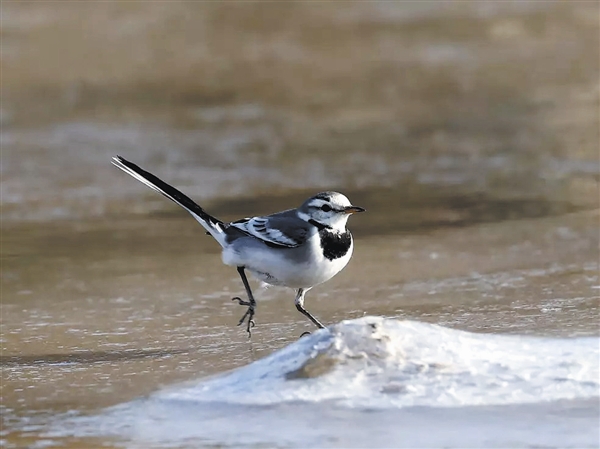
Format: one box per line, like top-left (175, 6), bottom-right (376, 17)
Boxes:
top-left (231, 297), bottom-right (256, 337)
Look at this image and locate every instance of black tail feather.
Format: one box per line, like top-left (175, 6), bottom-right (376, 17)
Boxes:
top-left (112, 155), bottom-right (224, 230)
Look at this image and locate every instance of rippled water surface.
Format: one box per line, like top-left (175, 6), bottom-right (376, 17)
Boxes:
top-left (2, 1), bottom-right (599, 448)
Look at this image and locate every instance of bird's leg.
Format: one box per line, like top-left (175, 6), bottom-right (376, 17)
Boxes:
top-left (231, 266), bottom-right (256, 337)
top-left (295, 288), bottom-right (325, 331)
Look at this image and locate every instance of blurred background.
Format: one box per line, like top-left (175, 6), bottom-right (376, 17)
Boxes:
top-left (2, 1), bottom-right (598, 221)
top-left (2, 2), bottom-right (599, 448)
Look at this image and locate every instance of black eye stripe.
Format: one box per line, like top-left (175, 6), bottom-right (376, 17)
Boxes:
top-left (310, 204), bottom-right (343, 213)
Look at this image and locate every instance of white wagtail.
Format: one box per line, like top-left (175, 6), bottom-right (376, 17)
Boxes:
top-left (111, 156), bottom-right (365, 336)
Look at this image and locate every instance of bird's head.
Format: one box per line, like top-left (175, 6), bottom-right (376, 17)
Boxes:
top-left (298, 191), bottom-right (365, 231)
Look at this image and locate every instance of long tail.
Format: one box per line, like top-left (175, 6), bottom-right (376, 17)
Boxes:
top-left (111, 155), bottom-right (228, 247)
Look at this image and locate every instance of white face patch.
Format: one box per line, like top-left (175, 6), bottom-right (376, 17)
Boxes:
top-left (302, 193), bottom-right (354, 231)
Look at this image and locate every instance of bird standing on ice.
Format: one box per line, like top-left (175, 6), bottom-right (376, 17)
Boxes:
top-left (112, 156), bottom-right (365, 336)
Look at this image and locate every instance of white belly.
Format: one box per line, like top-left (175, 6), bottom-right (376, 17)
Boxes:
top-left (221, 233), bottom-right (353, 289)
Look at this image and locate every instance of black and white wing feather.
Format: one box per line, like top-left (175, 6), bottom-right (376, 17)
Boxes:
top-left (230, 214), bottom-right (310, 248)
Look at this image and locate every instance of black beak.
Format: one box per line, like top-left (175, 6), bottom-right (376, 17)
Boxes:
top-left (343, 206), bottom-right (366, 214)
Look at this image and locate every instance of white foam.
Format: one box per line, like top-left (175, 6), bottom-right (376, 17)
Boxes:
top-left (158, 317), bottom-right (599, 408)
top-left (44, 318), bottom-right (599, 448)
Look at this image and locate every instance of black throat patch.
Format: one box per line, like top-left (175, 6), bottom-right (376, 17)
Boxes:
top-left (319, 229), bottom-right (352, 261)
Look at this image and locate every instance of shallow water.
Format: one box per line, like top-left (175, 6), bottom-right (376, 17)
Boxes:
top-left (3, 318), bottom-right (600, 448)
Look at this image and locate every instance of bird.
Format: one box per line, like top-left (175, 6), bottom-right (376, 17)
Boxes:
top-left (111, 155), bottom-right (365, 337)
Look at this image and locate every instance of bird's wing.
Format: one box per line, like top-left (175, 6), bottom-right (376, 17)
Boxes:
top-left (230, 212), bottom-right (310, 248)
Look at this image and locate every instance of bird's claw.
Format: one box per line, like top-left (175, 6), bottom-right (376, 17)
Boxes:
top-left (232, 296), bottom-right (252, 307)
top-left (232, 297), bottom-right (256, 337)
top-left (299, 331), bottom-right (311, 338)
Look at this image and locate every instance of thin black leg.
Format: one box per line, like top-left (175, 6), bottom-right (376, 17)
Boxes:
top-left (294, 288), bottom-right (325, 330)
top-left (231, 266), bottom-right (256, 337)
